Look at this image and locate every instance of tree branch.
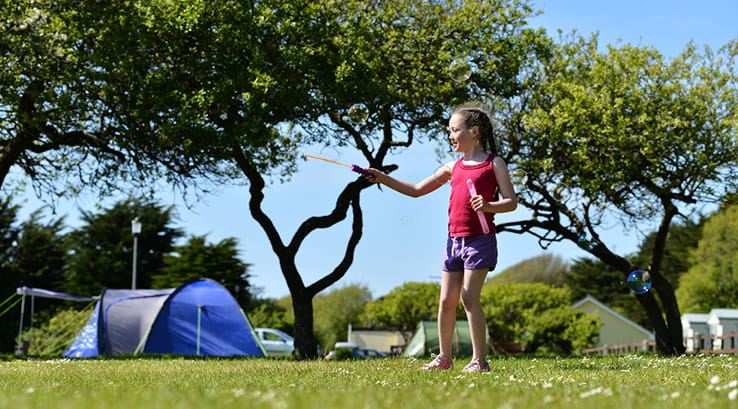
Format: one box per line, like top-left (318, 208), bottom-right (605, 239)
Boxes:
top-left (230, 144), bottom-right (287, 256)
top-left (308, 189), bottom-right (364, 296)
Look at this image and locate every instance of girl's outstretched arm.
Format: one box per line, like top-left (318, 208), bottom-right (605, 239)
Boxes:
top-left (365, 162), bottom-right (453, 198)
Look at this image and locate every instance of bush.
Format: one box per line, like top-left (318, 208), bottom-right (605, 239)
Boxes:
top-left (481, 282), bottom-right (599, 354)
top-left (332, 348), bottom-right (356, 361)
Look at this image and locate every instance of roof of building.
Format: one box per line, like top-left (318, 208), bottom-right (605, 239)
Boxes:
top-left (572, 295), bottom-right (654, 340)
top-left (708, 309), bottom-right (738, 319)
top-left (682, 313), bottom-right (710, 323)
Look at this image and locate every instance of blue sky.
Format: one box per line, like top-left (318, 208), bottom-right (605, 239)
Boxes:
top-left (12, 1), bottom-right (738, 299)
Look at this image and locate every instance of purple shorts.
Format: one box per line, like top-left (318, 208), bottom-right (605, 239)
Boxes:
top-left (441, 234), bottom-right (498, 272)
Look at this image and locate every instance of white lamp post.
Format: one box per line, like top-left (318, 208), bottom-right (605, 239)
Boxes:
top-left (131, 217), bottom-right (142, 289)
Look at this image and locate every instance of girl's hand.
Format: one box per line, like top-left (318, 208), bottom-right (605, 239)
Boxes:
top-left (469, 195), bottom-right (488, 212)
top-left (363, 168), bottom-right (382, 183)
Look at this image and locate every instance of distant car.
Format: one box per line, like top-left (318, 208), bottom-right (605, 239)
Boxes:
top-left (255, 328), bottom-right (295, 358)
top-left (325, 342), bottom-right (389, 360)
top-left (360, 348), bottom-right (389, 359)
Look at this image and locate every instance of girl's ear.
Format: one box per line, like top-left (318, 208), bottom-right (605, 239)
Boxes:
top-left (471, 125), bottom-right (481, 138)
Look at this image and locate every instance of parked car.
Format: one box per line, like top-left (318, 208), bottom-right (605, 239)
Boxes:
top-left (255, 328), bottom-right (294, 358)
top-left (360, 348), bottom-right (389, 359)
top-left (325, 342), bottom-right (389, 360)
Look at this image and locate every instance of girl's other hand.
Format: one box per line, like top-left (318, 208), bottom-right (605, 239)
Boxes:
top-left (469, 195), bottom-right (487, 212)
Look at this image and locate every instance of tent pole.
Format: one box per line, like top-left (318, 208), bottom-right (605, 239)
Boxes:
top-left (196, 305), bottom-right (203, 356)
top-left (30, 295), bottom-right (35, 332)
top-left (16, 294), bottom-right (26, 354)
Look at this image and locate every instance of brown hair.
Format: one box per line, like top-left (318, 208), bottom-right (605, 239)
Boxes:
top-left (453, 106), bottom-right (497, 155)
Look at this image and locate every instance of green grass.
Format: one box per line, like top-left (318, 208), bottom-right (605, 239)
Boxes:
top-left (1, 354), bottom-right (737, 409)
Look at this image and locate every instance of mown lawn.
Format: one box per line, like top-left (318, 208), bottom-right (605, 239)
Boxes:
top-left (1, 354), bottom-right (737, 409)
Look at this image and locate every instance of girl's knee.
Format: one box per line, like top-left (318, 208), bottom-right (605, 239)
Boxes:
top-left (438, 296), bottom-right (458, 312)
top-left (460, 292), bottom-right (481, 310)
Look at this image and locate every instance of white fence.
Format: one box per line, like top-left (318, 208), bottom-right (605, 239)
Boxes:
top-left (581, 332), bottom-right (738, 355)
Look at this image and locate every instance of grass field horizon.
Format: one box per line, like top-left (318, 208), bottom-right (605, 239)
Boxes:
top-left (1, 354), bottom-right (737, 408)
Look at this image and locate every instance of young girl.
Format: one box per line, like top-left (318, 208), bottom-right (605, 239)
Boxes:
top-left (364, 106), bottom-right (517, 372)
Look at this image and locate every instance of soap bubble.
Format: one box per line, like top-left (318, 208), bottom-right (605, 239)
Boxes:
top-left (449, 58), bottom-right (472, 82)
top-left (510, 170), bottom-right (527, 188)
top-left (626, 270), bottom-right (652, 294)
top-left (577, 233), bottom-right (596, 251)
top-left (552, 183), bottom-right (569, 201)
top-left (346, 103), bottom-right (369, 124)
top-left (319, 145), bottom-right (342, 162)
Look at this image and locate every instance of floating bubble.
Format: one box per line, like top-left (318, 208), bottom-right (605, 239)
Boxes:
top-left (400, 216), bottom-right (412, 227)
top-left (449, 58), bottom-right (472, 82)
top-left (510, 170), bottom-right (527, 188)
top-left (626, 270), bottom-right (652, 294)
top-left (346, 103), bottom-right (369, 124)
top-left (552, 183), bottom-right (569, 201)
top-left (319, 145), bottom-right (342, 162)
top-left (577, 233), bottom-right (596, 251)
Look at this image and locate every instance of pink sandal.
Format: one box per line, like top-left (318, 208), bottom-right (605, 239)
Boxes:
top-left (421, 355), bottom-right (453, 370)
top-left (462, 358), bottom-right (490, 373)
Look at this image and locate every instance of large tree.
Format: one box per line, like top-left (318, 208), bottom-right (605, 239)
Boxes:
top-left (231, 0), bottom-right (547, 360)
top-left (0, 197), bottom-right (22, 350)
top-left (0, 199), bottom-right (71, 351)
top-left (71, 0), bottom-right (547, 359)
top-left (494, 34), bottom-right (738, 354)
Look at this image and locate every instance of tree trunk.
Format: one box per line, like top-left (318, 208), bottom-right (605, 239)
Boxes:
top-left (291, 290), bottom-right (320, 360)
top-left (232, 145), bottom-right (368, 359)
top-left (595, 207), bottom-right (686, 355)
top-left (638, 205), bottom-right (686, 355)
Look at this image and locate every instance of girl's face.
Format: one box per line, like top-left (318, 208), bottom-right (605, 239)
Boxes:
top-left (448, 113), bottom-right (477, 153)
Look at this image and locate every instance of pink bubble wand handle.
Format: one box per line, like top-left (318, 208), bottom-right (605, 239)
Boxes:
top-left (466, 178), bottom-right (490, 234)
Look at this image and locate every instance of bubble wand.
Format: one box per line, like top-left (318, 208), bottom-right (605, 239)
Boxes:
top-left (466, 179), bottom-right (490, 234)
top-left (303, 154), bottom-right (372, 177)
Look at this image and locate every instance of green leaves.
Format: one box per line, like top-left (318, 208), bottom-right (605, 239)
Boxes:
top-left (363, 282), bottom-right (443, 334)
top-left (499, 33), bottom-right (738, 259)
top-left (481, 282), bottom-right (598, 354)
top-left (676, 205), bottom-right (738, 313)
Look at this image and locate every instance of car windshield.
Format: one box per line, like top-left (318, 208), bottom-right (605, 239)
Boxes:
top-left (260, 328), bottom-right (293, 342)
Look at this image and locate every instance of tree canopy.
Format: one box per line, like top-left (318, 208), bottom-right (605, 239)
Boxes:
top-left (495, 34), bottom-right (738, 354)
top-left (78, 0), bottom-right (546, 359)
top-left (676, 204), bottom-right (738, 313)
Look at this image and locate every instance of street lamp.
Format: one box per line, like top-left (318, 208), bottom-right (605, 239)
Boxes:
top-left (131, 217), bottom-right (142, 290)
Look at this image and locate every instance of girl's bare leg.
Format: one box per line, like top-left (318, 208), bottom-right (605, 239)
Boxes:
top-left (438, 270), bottom-right (463, 358)
top-left (461, 268), bottom-right (490, 361)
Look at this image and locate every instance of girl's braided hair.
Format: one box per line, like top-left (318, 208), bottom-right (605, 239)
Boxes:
top-left (453, 106), bottom-right (497, 155)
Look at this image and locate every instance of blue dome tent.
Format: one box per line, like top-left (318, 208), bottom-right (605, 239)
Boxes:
top-left (64, 279), bottom-right (266, 358)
